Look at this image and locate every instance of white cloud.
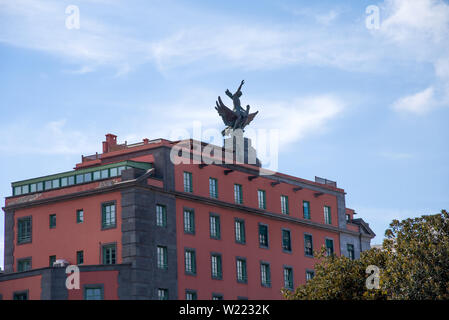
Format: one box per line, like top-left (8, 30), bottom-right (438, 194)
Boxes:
top-left (315, 10), bottom-right (339, 26)
top-left (380, 0), bottom-right (449, 113)
top-left (381, 0), bottom-right (449, 43)
top-left (0, 0), bottom-right (150, 73)
top-left (150, 24), bottom-right (382, 73)
top-left (0, 119), bottom-right (98, 155)
top-left (124, 90), bottom-right (345, 151)
top-left (392, 87), bottom-right (436, 114)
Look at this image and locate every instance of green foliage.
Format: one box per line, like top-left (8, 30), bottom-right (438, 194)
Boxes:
top-left (283, 210), bottom-right (449, 300)
top-left (382, 210), bottom-right (449, 299)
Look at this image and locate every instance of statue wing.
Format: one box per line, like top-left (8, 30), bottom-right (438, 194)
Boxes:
top-left (242, 111), bottom-right (258, 127)
top-left (215, 96), bottom-right (237, 126)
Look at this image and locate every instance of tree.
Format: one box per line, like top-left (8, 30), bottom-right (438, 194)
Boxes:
top-left (382, 209), bottom-right (449, 299)
top-left (283, 210), bottom-right (449, 300)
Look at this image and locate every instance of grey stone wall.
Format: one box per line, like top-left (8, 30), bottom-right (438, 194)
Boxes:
top-left (339, 232), bottom-right (362, 260)
top-left (121, 183), bottom-right (177, 299)
top-left (4, 210), bottom-right (14, 273)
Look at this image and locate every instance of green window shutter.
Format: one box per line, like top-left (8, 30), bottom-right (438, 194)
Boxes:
top-left (156, 205), bottom-right (167, 227)
top-left (76, 210), bottom-right (84, 223)
top-left (305, 234), bottom-right (313, 256)
top-left (49, 255), bottom-right (56, 267)
top-left (184, 172), bottom-right (193, 192)
top-left (282, 230), bottom-right (291, 251)
top-left (49, 214), bottom-right (56, 229)
top-left (102, 244), bottom-right (116, 264)
top-left (77, 251), bottom-right (84, 265)
top-left (303, 201), bottom-right (311, 219)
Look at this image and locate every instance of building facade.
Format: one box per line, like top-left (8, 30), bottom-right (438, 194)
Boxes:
top-left (0, 134), bottom-right (374, 300)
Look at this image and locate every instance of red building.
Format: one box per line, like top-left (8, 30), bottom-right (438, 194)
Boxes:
top-left (0, 133), bottom-right (374, 300)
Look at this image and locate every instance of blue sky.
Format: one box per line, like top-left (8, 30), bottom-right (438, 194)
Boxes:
top-left (1, 0), bottom-right (448, 269)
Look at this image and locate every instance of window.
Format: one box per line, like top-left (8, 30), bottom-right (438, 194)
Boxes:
top-left (156, 205), bottom-right (167, 227)
top-left (49, 214), bottom-right (56, 229)
top-left (17, 217), bottom-right (32, 244)
top-left (17, 258), bottom-right (31, 272)
top-left (84, 287), bottom-right (103, 300)
top-left (282, 229), bottom-right (292, 252)
top-left (185, 290), bottom-right (197, 300)
top-left (76, 174), bottom-right (84, 184)
top-left (102, 244), bottom-right (116, 265)
top-left (209, 178), bottom-right (218, 198)
top-left (257, 190), bottom-right (266, 209)
top-left (61, 177), bottom-right (68, 187)
top-left (306, 270), bottom-right (315, 282)
top-left (209, 214), bottom-right (220, 239)
top-left (110, 167), bottom-right (118, 177)
top-left (234, 184), bottom-right (243, 204)
top-left (22, 185), bottom-right (29, 194)
top-left (158, 289), bottom-right (168, 300)
top-left (118, 166), bottom-right (126, 175)
top-left (304, 234), bottom-right (313, 257)
top-left (346, 214), bottom-right (351, 222)
top-left (45, 180), bottom-right (52, 190)
top-left (84, 172), bottom-right (92, 182)
top-left (303, 201), bottom-right (311, 219)
top-left (183, 172), bottom-right (193, 193)
top-left (324, 206), bottom-right (332, 224)
top-left (260, 263), bottom-right (271, 287)
top-left (211, 254), bottom-right (222, 279)
top-left (185, 249), bottom-right (196, 275)
top-left (68, 176), bottom-right (75, 186)
top-left (157, 246), bottom-right (168, 269)
top-left (183, 209), bottom-right (195, 234)
top-left (93, 171), bottom-right (101, 180)
top-left (347, 244), bottom-right (355, 260)
top-left (101, 169), bottom-right (109, 179)
top-left (13, 291), bottom-right (28, 300)
top-left (235, 219), bottom-right (246, 244)
top-left (52, 179), bottom-right (60, 188)
top-left (14, 186), bottom-right (22, 196)
top-left (37, 181), bottom-right (44, 191)
top-left (77, 251), bottom-right (84, 265)
top-left (236, 258), bottom-right (247, 283)
top-left (281, 195), bottom-right (289, 214)
top-left (76, 209), bottom-right (84, 223)
top-left (102, 202), bottom-right (116, 229)
top-left (49, 255), bottom-right (56, 267)
top-left (212, 294), bottom-right (223, 300)
top-left (258, 224), bottom-right (269, 248)
top-left (283, 267), bottom-right (294, 290)
top-left (325, 239), bottom-right (334, 256)
top-left (30, 183), bottom-right (37, 193)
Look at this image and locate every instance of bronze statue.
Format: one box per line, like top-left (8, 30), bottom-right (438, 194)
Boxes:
top-left (215, 80), bottom-right (258, 136)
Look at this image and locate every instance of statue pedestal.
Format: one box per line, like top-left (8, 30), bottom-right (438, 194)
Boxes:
top-left (223, 129), bottom-right (261, 167)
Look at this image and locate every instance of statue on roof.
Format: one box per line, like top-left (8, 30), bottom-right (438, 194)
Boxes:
top-left (215, 80), bottom-right (259, 136)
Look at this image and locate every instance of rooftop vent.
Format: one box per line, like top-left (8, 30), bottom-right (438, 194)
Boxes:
top-left (53, 259), bottom-right (70, 268)
top-left (315, 176), bottom-right (337, 188)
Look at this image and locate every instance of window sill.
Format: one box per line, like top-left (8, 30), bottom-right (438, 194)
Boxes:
top-left (101, 225), bottom-right (117, 231)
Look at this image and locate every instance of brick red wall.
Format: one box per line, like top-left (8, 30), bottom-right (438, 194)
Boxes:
top-left (13, 191), bottom-right (122, 271)
top-left (0, 274), bottom-right (42, 300)
top-left (174, 164), bottom-right (341, 299)
top-left (67, 270), bottom-right (119, 300)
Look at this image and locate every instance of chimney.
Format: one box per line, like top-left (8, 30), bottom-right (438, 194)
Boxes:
top-left (143, 138), bottom-right (149, 145)
top-left (103, 133), bottom-right (118, 153)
